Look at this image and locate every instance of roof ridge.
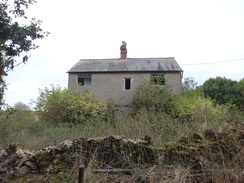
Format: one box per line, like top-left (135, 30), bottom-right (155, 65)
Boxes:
top-left (79, 58), bottom-right (120, 61)
top-left (79, 57), bottom-right (175, 61)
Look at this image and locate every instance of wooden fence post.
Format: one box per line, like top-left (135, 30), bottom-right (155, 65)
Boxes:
top-left (78, 165), bottom-right (85, 183)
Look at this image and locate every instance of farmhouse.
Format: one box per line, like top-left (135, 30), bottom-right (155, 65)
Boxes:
top-left (67, 42), bottom-right (183, 107)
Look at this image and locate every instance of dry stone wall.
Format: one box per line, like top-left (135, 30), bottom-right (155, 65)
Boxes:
top-left (0, 130), bottom-right (243, 182)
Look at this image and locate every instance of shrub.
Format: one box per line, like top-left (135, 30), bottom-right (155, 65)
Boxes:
top-left (132, 80), bottom-right (177, 115)
top-left (174, 95), bottom-right (230, 130)
top-left (130, 78), bottom-right (239, 138)
top-left (34, 85), bottom-right (112, 124)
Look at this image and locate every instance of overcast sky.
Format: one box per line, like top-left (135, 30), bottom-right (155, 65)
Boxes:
top-left (3, 0), bottom-right (244, 108)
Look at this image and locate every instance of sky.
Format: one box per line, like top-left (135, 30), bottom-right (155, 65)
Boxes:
top-left (3, 0), bottom-right (244, 108)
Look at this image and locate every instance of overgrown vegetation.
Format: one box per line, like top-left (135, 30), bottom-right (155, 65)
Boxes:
top-left (0, 78), bottom-right (243, 182)
top-left (132, 80), bottom-right (176, 115)
top-left (1, 78), bottom-right (243, 148)
top-left (34, 85), bottom-right (112, 124)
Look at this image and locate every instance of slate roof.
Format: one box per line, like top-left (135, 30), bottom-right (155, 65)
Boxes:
top-left (67, 57), bottom-right (182, 73)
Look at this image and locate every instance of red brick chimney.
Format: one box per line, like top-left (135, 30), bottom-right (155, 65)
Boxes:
top-left (120, 41), bottom-right (127, 60)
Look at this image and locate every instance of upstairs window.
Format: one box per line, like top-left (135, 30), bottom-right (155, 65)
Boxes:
top-left (78, 75), bottom-right (92, 86)
top-left (125, 78), bottom-right (131, 90)
top-left (150, 74), bottom-right (165, 85)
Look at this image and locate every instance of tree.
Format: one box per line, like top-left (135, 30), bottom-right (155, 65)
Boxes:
top-left (201, 77), bottom-right (237, 105)
top-left (0, 0), bottom-right (48, 107)
top-left (182, 77), bottom-right (198, 92)
top-left (182, 77), bottom-right (202, 97)
top-left (13, 101), bottom-right (31, 111)
top-left (233, 78), bottom-right (244, 110)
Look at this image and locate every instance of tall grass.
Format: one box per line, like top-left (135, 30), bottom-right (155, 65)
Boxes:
top-left (1, 100), bottom-right (242, 150)
top-left (1, 82), bottom-right (244, 182)
top-left (0, 111), bottom-right (114, 150)
top-left (1, 104), bottom-right (243, 183)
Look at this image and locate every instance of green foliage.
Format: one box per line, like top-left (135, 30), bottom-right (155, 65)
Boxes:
top-left (114, 108), bottom-right (180, 146)
top-left (233, 78), bottom-right (244, 110)
top-left (1, 78), bottom-right (239, 150)
top-left (128, 77), bottom-right (243, 142)
top-left (150, 75), bottom-right (165, 85)
top-left (182, 77), bottom-right (198, 92)
top-left (201, 77), bottom-right (237, 105)
top-left (132, 80), bottom-right (177, 115)
top-left (34, 85), bottom-right (112, 124)
top-left (1, 84), bottom-right (243, 151)
top-left (0, 110), bottom-right (46, 147)
top-left (201, 77), bottom-right (244, 110)
top-left (0, 0), bottom-right (48, 107)
top-left (182, 77), bottom-right (202, 97)
top-left (0, 108), bottom-right (115, 150)
top-left (175, 95), bottom-right (227, 127)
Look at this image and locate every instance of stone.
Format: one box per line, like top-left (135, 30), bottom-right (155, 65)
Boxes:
top-left (16, 166), bottom-right (29, 176)
top-left (1, 130), bottom-right (243, 182)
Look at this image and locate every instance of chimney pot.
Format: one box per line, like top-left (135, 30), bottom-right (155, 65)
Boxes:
top-left (120, 41), bottom-right (127, 60)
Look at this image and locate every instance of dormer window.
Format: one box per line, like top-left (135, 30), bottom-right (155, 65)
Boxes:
top-left (78, 75), bottom-right (92, 85)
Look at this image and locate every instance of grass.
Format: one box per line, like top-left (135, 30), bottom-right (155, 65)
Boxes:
top-left (0, 93), bottom-right (243, 182)
top-left (10, 164), bottom-right (244, 182)
top-left (0, 112), bottom-right (114, 150)
top-left (0, 104), bottom-right (242, 150)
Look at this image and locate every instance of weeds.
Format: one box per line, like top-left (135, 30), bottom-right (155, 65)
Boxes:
top-left (1, 80), bottom-right (243, 182)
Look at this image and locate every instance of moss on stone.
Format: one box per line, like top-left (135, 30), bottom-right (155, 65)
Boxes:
top-left (2, 130), bottom-right (243, 182)
top-left (39, 160), bottom-right (50, 169)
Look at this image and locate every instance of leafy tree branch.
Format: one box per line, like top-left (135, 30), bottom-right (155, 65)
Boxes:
top-left (0, 0), bottom-right (49, 107)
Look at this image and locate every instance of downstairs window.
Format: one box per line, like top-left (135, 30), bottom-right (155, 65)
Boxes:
top-left (125, 78), bottom-right (131, 90)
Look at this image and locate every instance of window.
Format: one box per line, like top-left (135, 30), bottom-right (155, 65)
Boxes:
top-left (78, 75), bottom-right (92, 85)
top-left (150, 74), bottom-right (165, 85)
top-left (125, 78), bottom-right (131, 90)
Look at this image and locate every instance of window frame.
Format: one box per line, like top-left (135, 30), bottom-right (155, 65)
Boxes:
top-left (124, 78), bottom-right (131, 90)
top-left (77, 75), bottom-right (92, 86)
